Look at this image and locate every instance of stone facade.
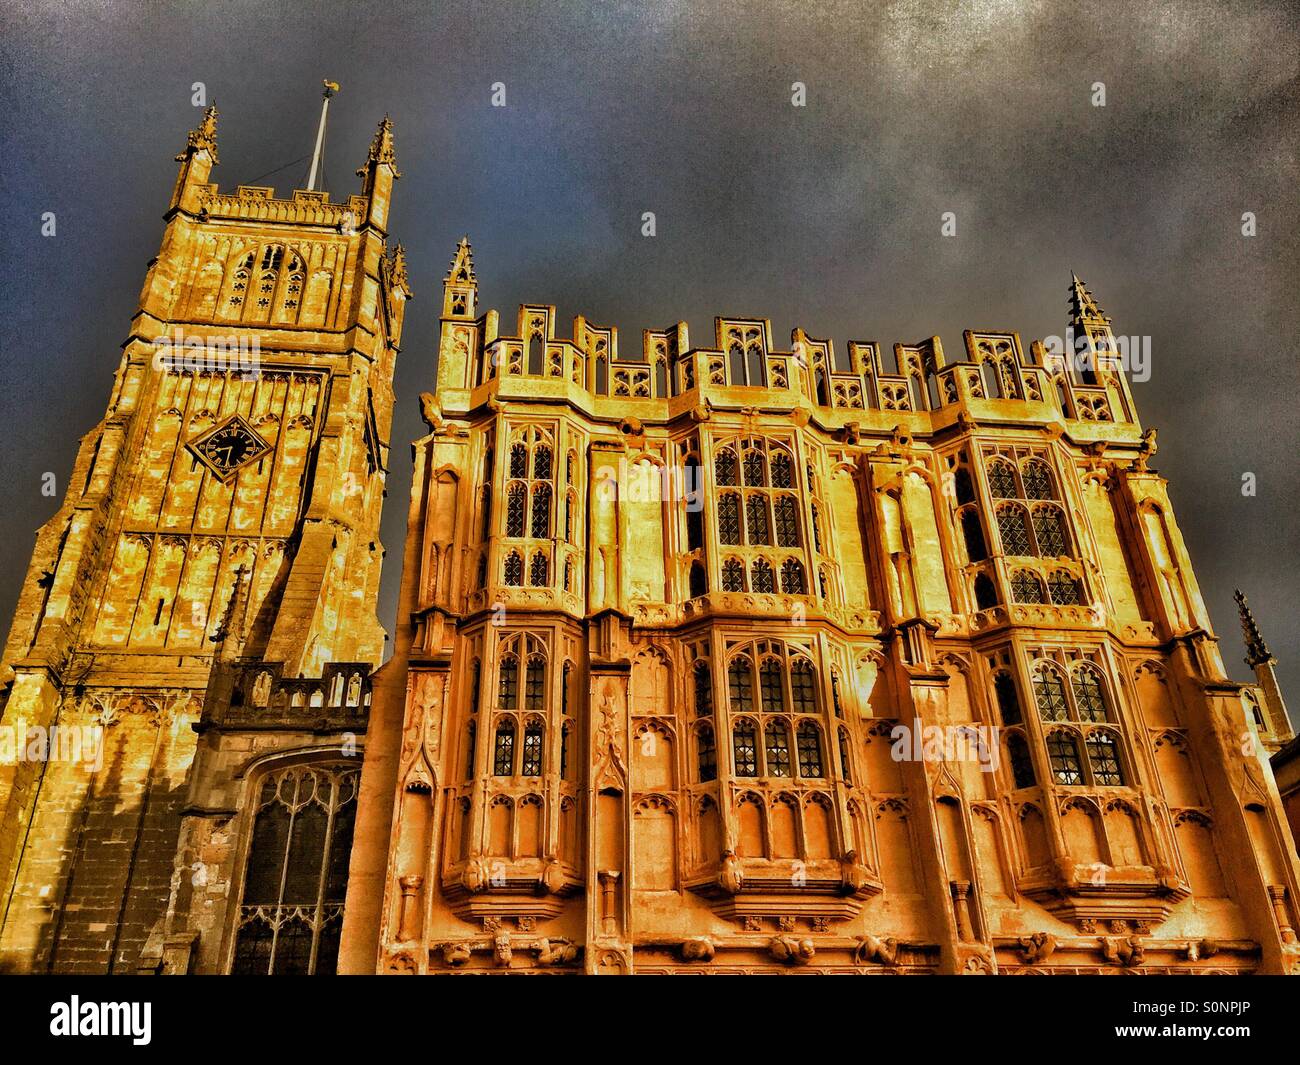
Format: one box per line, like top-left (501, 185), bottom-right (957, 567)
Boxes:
top-left (0, 107), bottom-right (405, 973)
top-left (1, 105), bottom-right (1297, 977)
top-left (339, 248), bottom-right (1300, 975)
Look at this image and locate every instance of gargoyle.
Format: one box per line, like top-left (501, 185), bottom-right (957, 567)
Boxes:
top-left (852, 933), bottom-right (899, 966)
top-left (768, 935), bottom-right (815, 965)
top-left (1018, 932), bottom-right (1056, 965)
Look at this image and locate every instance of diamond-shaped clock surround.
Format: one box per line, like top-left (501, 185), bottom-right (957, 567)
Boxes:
top-left (186, 414), bottom-right (273, 482)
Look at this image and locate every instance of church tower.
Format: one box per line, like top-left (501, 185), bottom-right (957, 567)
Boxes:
top-left (343, 256), bottom-right (1299, 975)
top-left (0, 104), bottom-right (407, 973)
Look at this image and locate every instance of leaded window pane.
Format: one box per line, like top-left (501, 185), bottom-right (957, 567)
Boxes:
top-left (997, 504), bottom-right (1032, 555)
top-left (780, 558), bottom-right (806, 595)
top-left (498, 656), bottom-right (518, 706)
top-left (721, 558), bottom-right (745, 591)
top-left (525, 657), bottom-right (545, 709)
top-left (732, 720), bottom-right (758, 777)
top-left (529, 551), bottom-right (549, 586)
top-left (1049, 570), bottom-right (1082, 605)
top-left (503, 552), bottom-right (523, 586)
top-left (1033, 667), bottom-right (1069, 722)
top-left (1022, 459), bottom-right (1055, 499)
top-left (1032, 505), bottom-right (1068, 557)
top-left (987, 460), bottom-right (1018, 499)
top-left (1046, 731), bottom-right (1083, 785)
top-left (1086, 730), bottom-right (1124, 785)
top-left (1008, 733), bottom-right (1036, 787)
top-left (718, 494), bottom-right (742, 544)
top-left (994, 672), bottom-right (1022, 725)
top-left (533, 445), bottom-right (552, 481)
top-left (743, 450), bottom-right (766, 486)
top-left (746, 496), bottom-right (771, 545)
top-left (796, 721), bottom-right (823, 777)
top-left (521, 723), bottom-right (544, 776)
top-left (759, 659), bottom-right (784, 712)
top-left (751, 559), bottom-right (775, 593)
top-left (506, 484), bottom-right (527, 537)
top-left (530, 484), bottom-right (551, 538)
top-left (697, 726), bottom-right (717, 782)
top-left (728, 660), bottom-right (754, 712)
top-left (790, 660), bottom-right (816, 713)
top-left (510, 443), bottom-right (529, 479)
top-left (1011, 570), bottom-right (1046, 604)
top-left (765, 720), bottom-right (791, 777)
top-left (1072, 668), bottom-right (1109, 722)
top-left (493, 720), bottom-right (515, 775)
top-left (770, 451), bottom-right (793, 488)
top-left (715, 449), bottom-right (738, 486)
top-left (694, 663), bottom-right (713, 717)
top-left (774, 496), bottom-right (800, 547)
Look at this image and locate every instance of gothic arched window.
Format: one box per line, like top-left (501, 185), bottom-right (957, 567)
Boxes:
top-left (697, 723), bottom-right (717, 782)
top-left (764, 719), bottom-right (791, 777)
top-left (790, 659), bottom-right (817, 714)
top-left (1049, 569), bottom-right (1082, 605)
top-left (506, 484), bottom-right (527, 537)
top-left (718, 493), bottom-right (742, 544)
top-left (721, 558), bottom-right (745, 591)
top-left (493, 718), bottom-right (516, 775)
top-left (974, 572), bottom-right (998, 610)
top-left (529, 551), bottom-right (549, 586)
top-left (1011, 569), bottom-right (1047, 604)
top-left (715, 448), bottom-right (738, 486)
top-left (770, 451), bottom-right (793, 488)
top-left (774, 497), bottom-right (800, 547)
top-left (994, 671), bottom-right (1021, 725)
top-left (796, 721), bottom-right (823, 778)
top-left (732, 719), bottom-right (758, 777)
top-left (1032, 504), bottom-right (1069, 557)
top-left (1032, 664), bottom-right (1070, 722)
top-left (503, 551), bottom-right (523, 587)
top-left (961, 508), bottom-right (987, 562)
top-left (780, 558), bottom-right (806, 595)
top-left (693, 661), bottom-right (713, 717)
top-left (689, 561), bottom-right (707, 598)
top-left (751, 558), bottom-right (775, 593)
top-left (996, 503), bottom-right (1032, 556)
top-left (728, 659), bottom-right (754, 713)
top-left (498, 655), bottom-right (519, 707)
top-left (531, 484), bottom-right (552, 538)
top-left (231, 763), bottom-right (358, 975)
top-left (524, 655), bottom-right (545, 710)
top-left (746, 496), bottom-right (771, 545)
top-left (1085, 729), bottom-right (1124, 785)
top-left (987, 459), bottom-right (1017, 499)
top-left (1021, 459), bottom-right (1055, 499)
top-left (1045, 729), bottom-right (1083, 785)
top-left (1071, 666), bottom-right (1109, 722)
top-left (1007, 732), bottom-right (1036, 788)
top-left (521, 718), bottom-right (544, 777)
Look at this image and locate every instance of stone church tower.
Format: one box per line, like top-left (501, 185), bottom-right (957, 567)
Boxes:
top-left (341, 251), bottom-right (1299, 975)
top-left (0, 105), bottom-right (407, 973)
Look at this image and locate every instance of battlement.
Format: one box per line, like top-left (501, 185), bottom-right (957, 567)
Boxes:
top-left (435, 244), bottom-right (1140, 432)
top-left (202, 660), bottom-right (372, 730)
top-left (196, 184), bottom-right (372, 230)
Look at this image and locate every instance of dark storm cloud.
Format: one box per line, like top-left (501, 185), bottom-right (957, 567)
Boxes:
top-left (1, 1), bottom-right (1295, 701)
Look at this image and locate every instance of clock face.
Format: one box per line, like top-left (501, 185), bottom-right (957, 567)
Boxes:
top-left (187, 415), bottom-right (272, 481)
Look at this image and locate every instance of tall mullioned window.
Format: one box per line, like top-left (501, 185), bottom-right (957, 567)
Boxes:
top-left (231, 763), bottom-right (359, 975)
top-left (713, 438), bottom-right (807, 598)
top-left (726, 641), bottom-right (825, 780)
top-left (1030, 659), bottom-right (1126, 787)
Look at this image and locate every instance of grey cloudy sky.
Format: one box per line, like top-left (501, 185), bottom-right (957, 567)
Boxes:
top-left (1, 0), bottom-right (1296, 703)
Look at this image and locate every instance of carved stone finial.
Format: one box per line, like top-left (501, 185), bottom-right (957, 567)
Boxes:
top-left (1234, 589), bottom-right (1273, 666)
top-left (176, 105), bottom-right (218, 163)
top-left (358, 114), bottom-right (400, 177)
